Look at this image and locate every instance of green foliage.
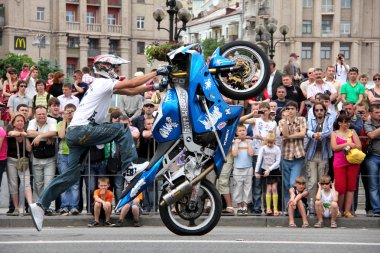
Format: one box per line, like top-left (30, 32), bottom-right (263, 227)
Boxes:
top-left (200, 38), bottom-right (225, 58)
top-left (145, 42), bottom-right (183, 64)
top-left (0, 53), bottom-right (62, 81)
top-left (0, 53), bottom-right (35, 80)
top-left (36, 58), bottom-right (62, 82)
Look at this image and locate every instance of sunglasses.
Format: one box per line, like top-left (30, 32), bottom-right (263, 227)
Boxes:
top-left (9, 72), bottom-right (16, 75)
top-left (320, 182), bottom-right (330, 185)
top-left (19, 85), bottom-right (27, 88)
top-left (308, 72), bottom-right (313, 74)
top-left (315, 109), bottom-right (325, 112)
top-left (296, 182), bottom-right (305, 185)
top-left (357, 110), bottom-right (366, 114)
top-left (144, 104), bottom-right (154, 108)
top-left (373, 78), bottom-right (380, 81)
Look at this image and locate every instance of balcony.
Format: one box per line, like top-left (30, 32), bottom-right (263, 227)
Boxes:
top-left (88, 49), bottom-right (100, 58)
top-left (66, 0), bottom-right (79, 3)
top-left (66, 22), bottom-right (80, 31)
top-left (87, 24), bottom-right (101, 32)
top-left (87, 0), bottom-right (100, 5)
top-left (108, 25), bottom-right (122, 33)
top-left (321, 5), bottom-right (334, 14)
top-left (108, 0), bottom-right (121, 7)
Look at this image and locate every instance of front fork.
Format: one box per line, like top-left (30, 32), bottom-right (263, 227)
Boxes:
top-left (160, 163), bottom-right (214, 207)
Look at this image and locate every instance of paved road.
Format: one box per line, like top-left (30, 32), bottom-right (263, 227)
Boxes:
top-left (0, 226), bottom-right (379, 253)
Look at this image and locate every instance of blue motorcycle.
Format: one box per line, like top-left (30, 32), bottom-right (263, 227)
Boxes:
top-left (116, 41), bottom-right (270, 235)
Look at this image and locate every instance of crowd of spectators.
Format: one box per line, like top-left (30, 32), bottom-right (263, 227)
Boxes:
top-left (0, 51), bottom-right (379, 230)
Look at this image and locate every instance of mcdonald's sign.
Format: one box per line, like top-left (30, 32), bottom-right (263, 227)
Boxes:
top-left (14, 36), bottom-right (26, 50)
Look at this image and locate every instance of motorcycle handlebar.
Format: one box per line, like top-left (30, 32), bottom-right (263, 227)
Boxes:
top-left (170, 66), bottom-right (243, 78)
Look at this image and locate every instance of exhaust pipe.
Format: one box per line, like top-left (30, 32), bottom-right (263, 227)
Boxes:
top-left (160, 164), bottom-right (214, 206)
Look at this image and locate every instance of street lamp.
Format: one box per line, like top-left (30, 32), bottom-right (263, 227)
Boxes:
top-left (153, 0), bottom-right (192, 42)
top-left (255, 18), bottom-right (289, 59)
top-left (32, 33), bottom-right (50, 59)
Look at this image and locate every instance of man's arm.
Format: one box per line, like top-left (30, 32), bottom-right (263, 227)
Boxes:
top-left (114, 72), bottom-right (157, 90)
top-left (114, 85), bottom-right (152, 95)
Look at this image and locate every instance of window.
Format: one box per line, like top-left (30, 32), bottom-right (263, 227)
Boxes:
top-left (301, 43), bottom-right (313, 59)
top-left (137, 42), bottom-right (145, 55)
top-left (108, 14), bottom-right (116, 25)
top-left (302, 20), bottom-right (312, 34)
top-left (137, 67), bottom-right (145, 73)
top-left (88, 39), bottom-right (97, 50)
top-left (340, 44), bottom-right (350, 60)
top-left (321, 16), bottom-right (332, 34)
top-left (322, 0), bottom-right (333, 12)
top-left (87, 12), bottom-right (95, 24)
top-left (66, 11), bottom-right (75, 22)
top-left (303, 0), bottom-right (313, 8)
top-left (320, 44), bottom-right (331, 59)
top-left (109, 40), bottom-right (119, 55)
top-left (137, 0), bottom-right (145, 3)
top-left (67, 37), bottom-right (80, 48)
top-left (137, 16), bottom-right (145, 29)
top-left (341, 0), bottom-right (351, 8)
top-left (340, 20), bottom-right (351, 35)
top-left (37, 7), bottom-right (45, 21)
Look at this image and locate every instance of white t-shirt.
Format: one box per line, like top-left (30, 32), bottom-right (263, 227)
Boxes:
top-left (26, 77), bottom-right (37, 100)
top-left (251, 118), bottom-right (277, 154)
top-left (70, 78), bottom-right (117, 126)
top-left (335, 64), bottom-right (349, 84)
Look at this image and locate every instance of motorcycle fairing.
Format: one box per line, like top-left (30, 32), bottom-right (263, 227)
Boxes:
top-left (115, 157), bottom-right (163, 210)
top-left (208, 47), bottom-right (236, 69)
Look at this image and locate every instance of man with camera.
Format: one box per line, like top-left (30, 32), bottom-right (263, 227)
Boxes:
top-left (335, 53), bottom-right (350, 84)
top-left (307, 68), bottom-right (337, 112)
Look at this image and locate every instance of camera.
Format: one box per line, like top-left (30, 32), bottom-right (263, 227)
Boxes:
top-left (338, 56), bottom-right (342, 60)
top-left (258, 110), bottom-right (265, 115)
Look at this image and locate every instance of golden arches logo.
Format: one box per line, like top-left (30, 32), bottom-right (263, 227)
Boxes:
top-left (15, 37), bottom-right (26, 50)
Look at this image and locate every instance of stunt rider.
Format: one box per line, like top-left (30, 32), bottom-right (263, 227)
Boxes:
top-left (30, 55), bottom-right (171, 231)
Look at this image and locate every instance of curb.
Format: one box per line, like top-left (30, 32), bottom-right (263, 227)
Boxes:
top-left (1, 214), bottom-right (379, 229)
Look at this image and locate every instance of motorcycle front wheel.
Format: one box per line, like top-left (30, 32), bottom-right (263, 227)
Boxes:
top-left (215, 41), bottom-right (270, 100)
top-left (159, 179), bottom-right (222, 236)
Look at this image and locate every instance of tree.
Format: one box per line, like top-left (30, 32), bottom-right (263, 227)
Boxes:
top-left (0, 53), bottom-right (35, 80)
top-left (200, 38), bottom-right (225, 59)
top-left (0, 53), bottom-right (62, 82)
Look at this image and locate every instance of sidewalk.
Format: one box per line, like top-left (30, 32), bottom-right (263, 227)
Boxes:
top-left (1, 209), bottom-right (379, 229)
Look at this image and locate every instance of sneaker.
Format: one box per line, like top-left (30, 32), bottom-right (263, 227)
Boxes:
top-left (236, 209), bottom-right (244, 216)
top-left (252, 210), bottom-right (262, 216)
top-left (243, 209), bottom-right (248, 215)
top-left (59, 208), bottom-right (69, 215)
top-left (104, 221), bottom-right (115, 227)
top-left (45, 209), bottom-right (54, 216)
top-left (123, 161), bottom-right (149, 182)
top-left (113, 219), bottom-right (123, 227)
top-left (6, 209), bottom-right (15, 215)
top-left (133, 220), bottom-right (142, 227)
top-left (30, 203), bottom-right (45, 232)
top-left (7, 209), bottom-right (19, 216)
top-left (70, 208), bottom-right (80, 216)
top-left (88, 220), bottom-right (100, 227)
top-left (344, 211), bottom-right (354, 218)
top-left (366, 210), bottom-right (374, 217)
top-left (373, 213), bottom-right (380, 217)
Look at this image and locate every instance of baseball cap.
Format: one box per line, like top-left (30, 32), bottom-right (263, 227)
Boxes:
top-left (144, 99), bottom-right (155, 106)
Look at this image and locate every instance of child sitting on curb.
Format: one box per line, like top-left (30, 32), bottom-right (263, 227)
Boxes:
top-left (314, 175), bottom-right (339, 228)
top-left (288, 176), bottom-right (310, 228)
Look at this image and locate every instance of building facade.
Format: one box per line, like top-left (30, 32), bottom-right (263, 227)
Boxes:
top-left (0, 0), bottom-right (170, 79)
top-left (186, 0), bottom-right (380, 76)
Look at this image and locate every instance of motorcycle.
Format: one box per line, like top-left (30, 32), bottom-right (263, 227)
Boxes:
top-left (115, 41), bottom-right (270, 235)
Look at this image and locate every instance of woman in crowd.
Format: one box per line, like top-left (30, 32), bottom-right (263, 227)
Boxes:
top-left (49, 71), bottom-right (65, 98)
top-left (7, 114), bottom-right (33, 215)
top-left (367, 72), bottom-right (380, 105)
top-left (330, 112), bottom-right (362, 218)
top-left (1, 68), bottom-right (18, 126)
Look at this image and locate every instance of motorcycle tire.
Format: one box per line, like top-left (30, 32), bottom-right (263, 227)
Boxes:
top-left (159, 179), bottom-right (222, 236)
top-left (215, 40), bottom-right (270, 100)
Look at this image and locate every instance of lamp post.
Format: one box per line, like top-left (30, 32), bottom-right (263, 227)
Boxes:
top-left (32, 33), bottom-right (50, 59)
top-left (255, 18), bottom-right (289, 59)
top-left (153, 0), bottom-right (192, 42)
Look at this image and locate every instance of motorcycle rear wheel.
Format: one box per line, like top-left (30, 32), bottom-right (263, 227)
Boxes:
top-left (159, 179), bottom-right (222, 236)
top-left (215, 41), bottom-right (270, 100)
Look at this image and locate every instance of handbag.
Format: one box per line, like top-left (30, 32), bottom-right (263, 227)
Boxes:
top-left (32, 140), bottom-right (56, 159)
top-left (16, 140), bottom-right (29, 172)
top-left (345, 130), bottom-right (366, 164)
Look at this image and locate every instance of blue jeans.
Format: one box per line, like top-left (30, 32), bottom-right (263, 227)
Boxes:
top-left (251, 156), bottom-right (262, 212)
top-left (282, 158), bottom-right (304, 206)
top-left (38, 123), bottom-right (137, 209)
top-left (57, 154), bottom-right (79, 209)
top-left (113, 171), bottom-right (124, 204)
top-left (366, 155), bottom-right (380, 214)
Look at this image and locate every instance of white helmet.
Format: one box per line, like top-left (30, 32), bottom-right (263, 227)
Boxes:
top-left (93, 54), bottom-right (130, 79)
